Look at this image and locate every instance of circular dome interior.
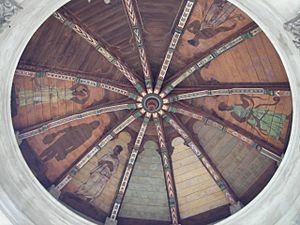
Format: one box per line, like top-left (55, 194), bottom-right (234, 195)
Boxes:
top-left (11, 0), bottom-right (293, 224)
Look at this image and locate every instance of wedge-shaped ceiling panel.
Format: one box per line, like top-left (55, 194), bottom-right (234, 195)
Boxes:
top-left (119, 140), bottom-right (171, 222)
top-left (171, 137), bottom-right (229, 219)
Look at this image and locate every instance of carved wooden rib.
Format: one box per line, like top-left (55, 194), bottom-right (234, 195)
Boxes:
top-left (165, 104), bottom-right (283, 162)
top-left (17, 102), bottom-right (136, 141)
top-left (160, 27), bottom-right (262, 98)
top-left (154, 0), bottom-right (196, 94)
top-left (109, 113), bottom-right (151, 221)
top-left (172, 82), bottom-right (291, 93)
top-left (161, 111), bottom-right (238, 205)
top-left (122, 0), bottom-right (153, 93)
top-left (55, 110), bottom-right (144, 191)
top-left (165, 87), bottom-right (290, 103)
top-left (15, 69), bottom-right (141, 100)
top-left (52, 11), bottom-right (146, 96)
top-left (153, 113), bottom-right (180, 225)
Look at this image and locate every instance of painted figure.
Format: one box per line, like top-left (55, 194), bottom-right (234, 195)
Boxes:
top-left (76, 145), bottom-right (123, 202)
top-left (187, 0), bottom-right (243, 46)
top-left (218, 95), bottom-right (289, 141)
top-left (17, 83), bottom-right (90, 106)
top-left (40, 121), bottom-right (100, 162)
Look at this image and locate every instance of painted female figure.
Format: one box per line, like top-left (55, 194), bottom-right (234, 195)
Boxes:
top-left (17, 83), bottom-right (90, 106)
top-left (40, 121), bottom-right (100, 162)
top-left (218, 95), bottom-right (289, 141)
top-left (76, 145), bottom-right (123, 203)
top-left (187, 0), bottom-right (243, 46)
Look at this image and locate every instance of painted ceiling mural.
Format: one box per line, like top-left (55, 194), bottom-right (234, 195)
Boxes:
top-left (11, 0), bottom-right (292, 225)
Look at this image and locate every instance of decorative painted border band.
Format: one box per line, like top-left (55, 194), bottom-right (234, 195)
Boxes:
top-left (123, 0), bottom-right (153, 93)
top-left (165, 87), bottom-right (289, 103)
top-left (153, 113), bottom-right (179, 225)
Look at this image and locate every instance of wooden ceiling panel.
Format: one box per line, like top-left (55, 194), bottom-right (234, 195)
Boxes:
top-left (20, 16), bottom-right (127, 83)
top-left (170, 0), bottom-right (253, 72)
top-left (192, 121), bottom-right (274, 197)
top-left (171, 137), bottom-right (229, 218)
top-left (25, 113), bottom-right (111, 182)
top-left (12, 75), bottom-right (106, 130)
top-left (64, 131), bottom-right (133, 214)
top-left (64, 0), bottom-right (144, 78)
top-left (137, 0), bottom-right (184, 75)
top-left (191, 93), bottom-right (292, 150)
top-left (199, 33), bottom-right (289, 83)
top-left (11, 1), bottom-right (293, 225)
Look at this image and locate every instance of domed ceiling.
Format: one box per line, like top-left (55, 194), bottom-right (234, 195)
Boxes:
top-left (11, 0), bottom-right (292, 225)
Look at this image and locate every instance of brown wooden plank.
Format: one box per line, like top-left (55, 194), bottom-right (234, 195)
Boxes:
top-left (240, 162), bottom-right (276, 205)
top-left (26, 114), bottom-right (111, 182)
top-left (181, 204), bottom-right (230, 225)
top-left (64, 80), bottom-right (74, 116)
top-left (48, 77), bottom-right (59, 119)
top-left (12, 77), bottom-right (29, 129)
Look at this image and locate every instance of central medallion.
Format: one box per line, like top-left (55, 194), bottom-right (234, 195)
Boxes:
top-left (142, 93), bottom-right (163, 113)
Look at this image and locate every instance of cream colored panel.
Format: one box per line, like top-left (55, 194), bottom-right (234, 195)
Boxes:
top-left (64, 132), bottom-right (132, 213)
top-left (171, 137), bottom-right (229, 219)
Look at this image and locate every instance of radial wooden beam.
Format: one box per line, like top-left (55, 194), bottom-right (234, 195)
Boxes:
top-left (161, 111), bottom-right (238, 205)
top-left (172, 82), bottom-right (291, 94)
top-left (153, 113), bottom-right (180, 225)
top-left (164, 87), bottom-right (290, 104)
top-left (54, 110), bottom-right (144, 191)
top-left (154, 0), bottom-right (196, 94)
top-left (165, 103), bottom-right (283, 162)
top-left (17, 100), bottom-right (137, 141)
top-left (53, 11), bottom-right (146, 96)
top-left (160, 26), bottom-right (262, 98)
top-left (122, 0), bottom-right (153, 93)
top-left (15, 68), bottom-right (141, 101)
top-left (109, 113), bottom-right (151, 221)
top-left (17, 63), bottom-right (133, 84)
top-left (17, 63), bottom-right (137, 90)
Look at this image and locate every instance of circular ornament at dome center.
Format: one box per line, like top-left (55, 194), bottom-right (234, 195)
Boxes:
top-left (142, 94), bottom-right (163, 113)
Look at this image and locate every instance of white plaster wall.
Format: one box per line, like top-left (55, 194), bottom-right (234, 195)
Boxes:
top-left (0, 0), bottom-right (299, 225)
top-left (0, 1), bottom-right (96, 224)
